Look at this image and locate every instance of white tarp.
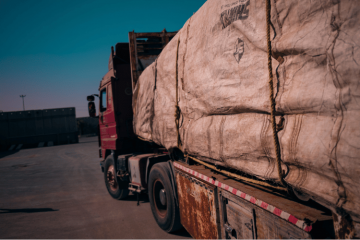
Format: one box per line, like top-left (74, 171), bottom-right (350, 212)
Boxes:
top-left (133, 0), bottom-right (360, 221)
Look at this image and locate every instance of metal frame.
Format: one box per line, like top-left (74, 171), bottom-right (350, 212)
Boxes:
top-left (128, 29), bottom-right (177, 91)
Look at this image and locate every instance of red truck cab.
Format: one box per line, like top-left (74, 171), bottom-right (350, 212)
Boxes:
top-left (92, 30), bottom-right (176, 160)
top-left (98, 43), bottom-right (134, 157)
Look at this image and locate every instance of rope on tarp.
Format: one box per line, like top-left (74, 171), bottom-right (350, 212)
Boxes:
top-left (266, 0), bottom-right (287, 187)
top-left (167, 1), bottom-right (287, 190)
top-left (175, 37), bottom-right (182, 150)
top-left (186, 155), bottom-right (287, 191)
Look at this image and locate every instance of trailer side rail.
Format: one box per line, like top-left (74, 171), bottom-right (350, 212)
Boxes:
top-left (174, 162), bottom-right (314, 232)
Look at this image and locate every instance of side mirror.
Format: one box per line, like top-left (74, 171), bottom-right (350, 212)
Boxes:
top-left (88, 101), bottom-right (96, 117)
top-left (87, 95), bottom-right (95, 101)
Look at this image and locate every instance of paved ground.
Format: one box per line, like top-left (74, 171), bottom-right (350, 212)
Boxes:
top-left (0, 137), bottom-right (191, 239)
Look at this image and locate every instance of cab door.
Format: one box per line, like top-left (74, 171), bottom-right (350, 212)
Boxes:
top-left (99, 83), bottom-right (117, 150)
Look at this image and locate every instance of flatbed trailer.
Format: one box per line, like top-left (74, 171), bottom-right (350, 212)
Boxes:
top-left (86, 28), bottom-right (358, 238)
top-left (173, 160), bottom-right (333, 239)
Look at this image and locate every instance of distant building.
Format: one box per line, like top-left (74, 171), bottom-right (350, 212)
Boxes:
top-left (0, 107), bottom-right (78, 149)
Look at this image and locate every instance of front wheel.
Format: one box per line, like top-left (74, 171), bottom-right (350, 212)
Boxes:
top-left (148, 162), bottom-right (182, 232)
top-left (104, 155), bottom-right (129, 200)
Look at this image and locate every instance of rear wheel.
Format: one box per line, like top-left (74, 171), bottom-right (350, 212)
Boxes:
top-left (148, 162), bottom-right (182, 232)
top-left (104, 155), bottom-right (129, 200)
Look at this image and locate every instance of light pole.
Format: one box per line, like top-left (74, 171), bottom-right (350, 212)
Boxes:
top-left (19, 95), bottom-right (26, 111)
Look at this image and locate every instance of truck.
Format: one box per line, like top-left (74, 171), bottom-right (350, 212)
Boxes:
top-left (87, 1), bottom-right (360, 238)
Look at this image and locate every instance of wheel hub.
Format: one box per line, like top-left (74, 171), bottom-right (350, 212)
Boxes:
top-left (107, 165), bottom-right (117, 191)
top-left (159, 189), bottom-right (166, 206)
top-left (153, 179), bottom-right (167, 217)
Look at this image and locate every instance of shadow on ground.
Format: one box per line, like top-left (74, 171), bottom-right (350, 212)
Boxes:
top-left (121, 193), bottom-right (192, 238)
top-left (171, 228), bottom-right (192, 238)
top-left (0, 208), bottom-right (59, 214)
top-left (0, 150), bottom-right (20, 159)
top-left (122, 193), bottom-right (150, 203)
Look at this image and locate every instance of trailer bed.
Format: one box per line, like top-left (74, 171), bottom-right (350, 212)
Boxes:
top-left (173, 161), bottom-right (334, 239)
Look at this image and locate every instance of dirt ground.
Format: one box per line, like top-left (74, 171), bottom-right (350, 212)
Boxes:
top-left (0, 137), bottom-right (191, 239)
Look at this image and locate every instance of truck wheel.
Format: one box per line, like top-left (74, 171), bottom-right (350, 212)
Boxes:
top-left (148, 162), bottom-right (182, 232)
top-left (104, 155), bottom-right (129, 200)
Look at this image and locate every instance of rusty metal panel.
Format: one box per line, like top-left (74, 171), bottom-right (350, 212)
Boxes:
top-left (219, 190), bottom-right (256, 239)
top-left (174, 162), bottom-right (335, 239)
top-left (255, 207), bottom-right (311, 239)
top-left (226, 200), bottom-right (255, 239)
top-left (219, 189), bottom-right (311, 239)
top-left (175, 169), bottom-right (219, 239)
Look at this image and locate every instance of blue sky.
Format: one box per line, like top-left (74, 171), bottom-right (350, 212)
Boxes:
top-left (0, 0), bottom-right (205, 117)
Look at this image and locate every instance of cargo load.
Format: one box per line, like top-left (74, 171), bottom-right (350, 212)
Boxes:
top-left (132, 0), bottom-right (360, 221)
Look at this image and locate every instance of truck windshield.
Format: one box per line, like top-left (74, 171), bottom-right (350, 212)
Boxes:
top-left (100, 88), bottom-right (107, 112)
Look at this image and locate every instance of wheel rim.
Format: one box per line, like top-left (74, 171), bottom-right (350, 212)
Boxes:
top-left (107, 165), bottom-right (118, 192)
top-left (153, 179), bottom-right (167, 218)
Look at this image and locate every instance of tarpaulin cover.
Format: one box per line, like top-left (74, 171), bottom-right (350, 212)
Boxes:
top-left (133, 0), bottom-right (360, 220)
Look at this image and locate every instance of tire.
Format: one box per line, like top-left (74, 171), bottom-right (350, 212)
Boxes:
top-left (148, 162), bottom-right (182, 232)
top-left (104, 155), bottom-right (129, 200)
